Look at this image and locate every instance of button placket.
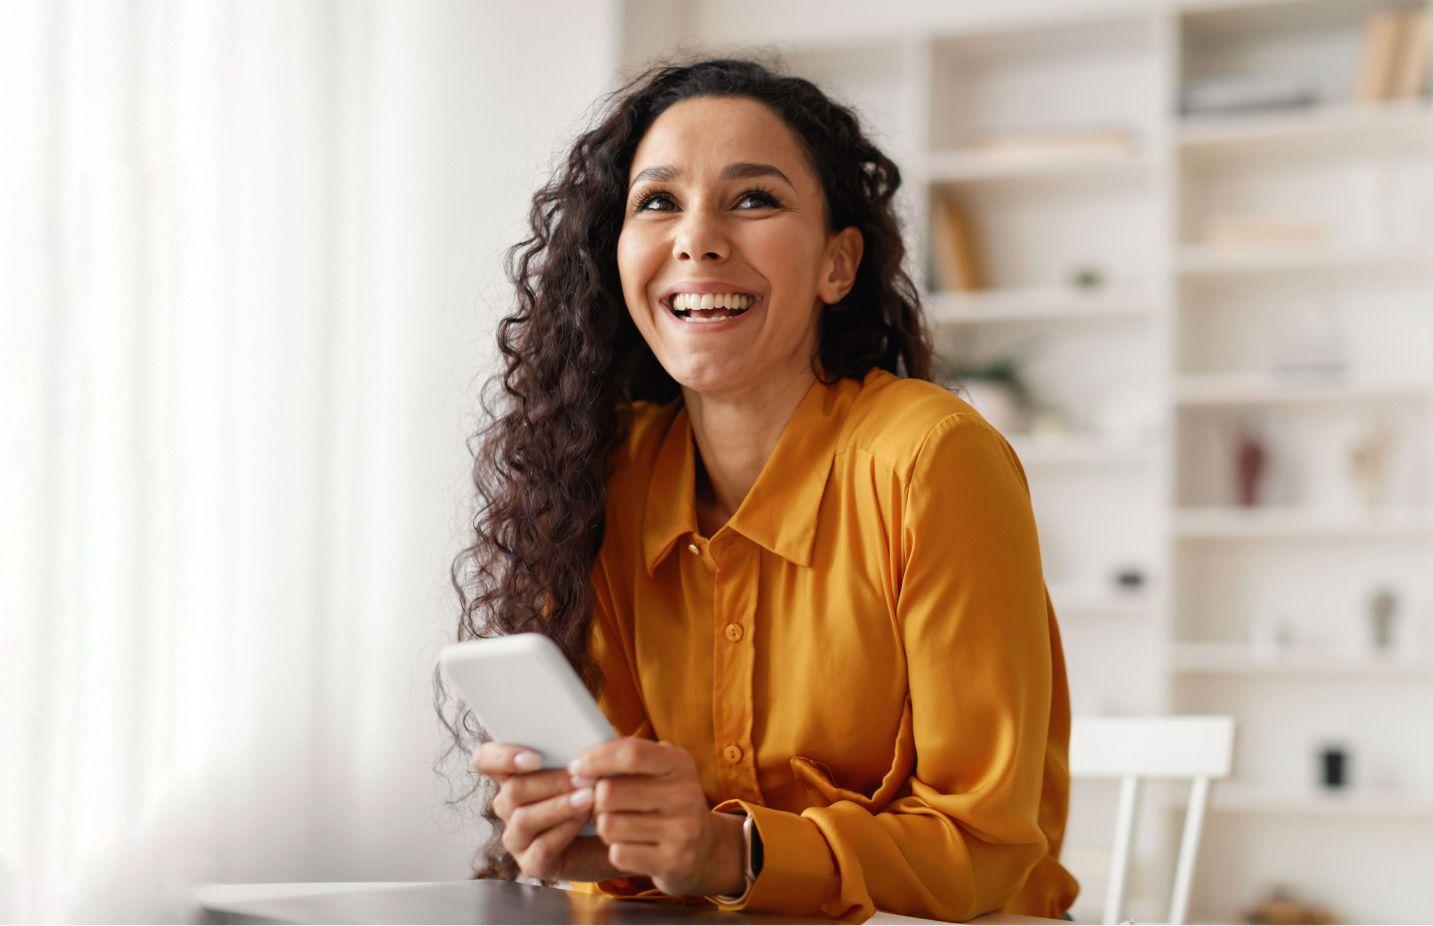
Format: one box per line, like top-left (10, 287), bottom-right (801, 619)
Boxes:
top-left (709, 536), bottom-right (764, 804)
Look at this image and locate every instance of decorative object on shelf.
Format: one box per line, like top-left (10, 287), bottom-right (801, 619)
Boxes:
top-left (1093, 385), bottom-right (1162, 449)
top-left (1243, 883), bottom-right (1339, 925)
top-left (1367, 584), bottom-right (1401, 655)
top-left (1249, 611), bottom-right (1293, 657)
top-left (928, 188), bottom-right (983, 293)
top-left (1028, 408), bottom-right (1070, 441)
top-left (1318, 742), bottom-right (1350, 790)
top-left (1202, 215), bottom-right (1329, 250)
top-left (941, 354), bottom-right (1032, 436)
top-left (1346, 422), bottom-right (1394, 510)
top-left (1234, 421), bottom-right (1268, 508)
top-left (1268, 302), bottom-right (1346, 379)
top-left (1068, 265), bottom-right (1104, 290)
top-left (1180, 73), bottom-right (1318, 117)
top-left (1112, 565), bottom-right (1146, 593)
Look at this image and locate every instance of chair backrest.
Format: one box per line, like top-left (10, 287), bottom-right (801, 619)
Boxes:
top-left (1068, 715), bottom-right (1236, 925)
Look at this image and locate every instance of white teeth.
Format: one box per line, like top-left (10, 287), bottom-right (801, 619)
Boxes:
top-left (669, 292), bottom-right (753, 311)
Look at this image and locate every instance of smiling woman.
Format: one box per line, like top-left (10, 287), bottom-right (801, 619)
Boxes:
top-left (439, 56), bottom-right (1080, 923)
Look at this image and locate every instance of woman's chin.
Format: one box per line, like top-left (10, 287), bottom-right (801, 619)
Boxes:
top-left (663, 362), bottom-right (753, 399)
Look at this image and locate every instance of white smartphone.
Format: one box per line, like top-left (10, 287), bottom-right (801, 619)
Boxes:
top-left (439, 632), bottom-right (618, 837)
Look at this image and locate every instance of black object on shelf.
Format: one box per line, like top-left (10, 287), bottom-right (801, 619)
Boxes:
top-left (1319, 744), bottom-right (1349, 790)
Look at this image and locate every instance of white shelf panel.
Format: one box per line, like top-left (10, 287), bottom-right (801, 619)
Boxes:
top-left (1176, 245), bottom-right (1433, 276)
top-left (925, 147), bottom-right (1148, 184)
top-left (1177, 99), bottom-right (1433, 155)
top-left (924, 286), bottom-right (1151, 325)
top-left (1160, 781), bottom-right (1433, 819)
top-left (1170, 642), bottom-right (1428, 677)
top-left (1174, 507), bottom-right (1431, 539)
top-left (1174, 373), bottom-right (1431, 406)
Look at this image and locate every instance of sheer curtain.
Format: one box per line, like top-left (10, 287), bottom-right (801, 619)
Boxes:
top-left (0, 0), bottom-right (619, 921)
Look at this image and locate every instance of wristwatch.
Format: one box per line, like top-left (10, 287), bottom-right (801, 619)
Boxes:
top-left (708, 812), bottom-right (764, 904)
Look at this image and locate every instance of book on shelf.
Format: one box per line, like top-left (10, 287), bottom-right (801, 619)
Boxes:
top-left (1356, 8), bottom-right (1403, 101)
top-left (1392, 9), bottom-right (1432, 99)
top-left (928, 190), bottom-right (983, 292)
top-left (1357, 7), bottom-right (1432, 102)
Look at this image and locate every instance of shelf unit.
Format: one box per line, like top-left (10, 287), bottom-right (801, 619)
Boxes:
top-left (621, 1), bottom-right (1433, 921)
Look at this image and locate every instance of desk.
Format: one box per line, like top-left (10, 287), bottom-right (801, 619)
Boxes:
top-left (197, 880), bottom-right (1069, 925)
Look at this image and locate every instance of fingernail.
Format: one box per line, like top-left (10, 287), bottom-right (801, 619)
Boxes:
top-left (570, 787), bottom-right (593, 808)
top-left (569, 773), bottom-right (595, 788)
top-left (567, 758), bottom-right (584, 775)
top-left (513, 752), bottom-right (541, 771)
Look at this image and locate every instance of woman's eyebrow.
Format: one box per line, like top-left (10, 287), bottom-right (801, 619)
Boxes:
top-left (627, 161), bottom-right (794, 191)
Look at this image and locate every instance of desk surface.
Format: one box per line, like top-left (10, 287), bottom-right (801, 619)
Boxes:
top-left (196, 880), bottom-right (1069, 925)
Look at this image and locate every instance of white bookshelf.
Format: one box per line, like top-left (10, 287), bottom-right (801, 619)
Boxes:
top-left (622, 1), bottom-right (1433, 921)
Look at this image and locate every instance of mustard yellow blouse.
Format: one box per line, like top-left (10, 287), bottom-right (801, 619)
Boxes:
top-left (567, 367), bottom-right (1080, 922)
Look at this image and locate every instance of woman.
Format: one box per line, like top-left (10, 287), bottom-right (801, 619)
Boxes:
top-left (442, 56), bottom-right (1080, 923)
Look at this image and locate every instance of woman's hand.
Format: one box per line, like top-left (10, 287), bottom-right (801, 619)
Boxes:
top-left (569, 737), bottom-right (748, 898)
top-left (471, 742), bottom-right (625, 884)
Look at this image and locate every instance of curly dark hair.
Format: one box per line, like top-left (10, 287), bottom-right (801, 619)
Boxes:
top-left (435, 52), bottom-right (934, 886)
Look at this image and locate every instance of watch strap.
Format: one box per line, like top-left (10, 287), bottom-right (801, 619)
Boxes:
top-left (707, 812), bottom-right (758, 904)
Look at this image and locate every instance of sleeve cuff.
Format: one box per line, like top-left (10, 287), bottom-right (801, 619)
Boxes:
top-left (569, 874), bottom-right (710, 906)
top-left (706, 798), bottom-right (836, 916)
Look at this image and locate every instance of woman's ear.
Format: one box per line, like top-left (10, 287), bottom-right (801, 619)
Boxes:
top-left (819, 226), bottom-right (864, 305)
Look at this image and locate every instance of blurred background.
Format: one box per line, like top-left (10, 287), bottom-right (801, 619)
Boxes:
top-left (3, 0), bottom-right (1430, 923)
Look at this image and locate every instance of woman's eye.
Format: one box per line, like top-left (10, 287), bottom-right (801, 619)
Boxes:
top-left (635, 191), bottom-right (674, 212)
top-left (736, 190), bottom-right (779, 209)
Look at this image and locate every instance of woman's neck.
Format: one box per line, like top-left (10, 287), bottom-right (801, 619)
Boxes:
top-left (685, 364), bottom-right (818, 537)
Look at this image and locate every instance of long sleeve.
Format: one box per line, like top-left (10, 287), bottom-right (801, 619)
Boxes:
top-left (708, 412), bottom-right (1060, 922)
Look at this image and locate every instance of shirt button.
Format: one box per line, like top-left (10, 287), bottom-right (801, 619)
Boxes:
top-left (723, 744), bottom-right (743, 764)
top-left (724, 623), bottom-right (744, 642)
top-left (687, 542), bottom-right (700, 555)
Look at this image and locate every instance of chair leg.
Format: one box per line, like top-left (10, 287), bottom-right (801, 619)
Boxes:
top-left (1166, 776), bottom-right (1210, 926)
top-left (1105, 776), bottom-right (1142, 925)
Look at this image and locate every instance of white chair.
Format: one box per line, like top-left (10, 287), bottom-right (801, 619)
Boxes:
top-left (1067, 715), bottom-right (1235, 926)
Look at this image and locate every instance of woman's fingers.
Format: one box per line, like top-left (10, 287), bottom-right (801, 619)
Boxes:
top-left (472, 741), bottom-right (543, 778)
top-left (517, 814), bottom-right (590, 881)
top-left (492, 767), bottom-right (577, 821)
top-left (503, 786), bottom-right (595, 857)
top-left (595, 809), bottom-right (666, 845)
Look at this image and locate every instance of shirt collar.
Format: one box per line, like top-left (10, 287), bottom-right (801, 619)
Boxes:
top-left (642, 373), bottom-right (861, 576)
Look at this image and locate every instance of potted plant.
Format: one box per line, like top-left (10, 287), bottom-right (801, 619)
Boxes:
top-left (935, 353), bottom-right (1033, 435)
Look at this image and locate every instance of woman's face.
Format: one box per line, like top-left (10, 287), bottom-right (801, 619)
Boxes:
top-left (617, 96), bottom-right (862, 399)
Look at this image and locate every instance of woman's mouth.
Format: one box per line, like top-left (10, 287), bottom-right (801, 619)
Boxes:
top-left (665, 292), bottom-right (756, 324)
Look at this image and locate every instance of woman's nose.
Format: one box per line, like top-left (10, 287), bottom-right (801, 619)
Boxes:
top-left (671, 210), bottom-right (729, 263)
